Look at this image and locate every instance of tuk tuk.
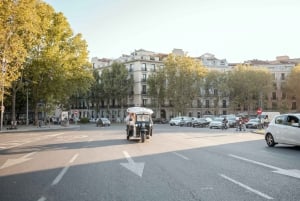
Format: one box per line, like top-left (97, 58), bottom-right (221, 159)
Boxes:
top-left (126, 107), bottom-right (153, 142)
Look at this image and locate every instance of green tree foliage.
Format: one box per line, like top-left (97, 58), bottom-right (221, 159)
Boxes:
top-left (90, 69), bottom-right (103, 114)
top-left (227, 65), bottom-right (272, 113)
top-left (22, 3), bottom-right (94, 123)
top-left (0, 0), bottom-right (40, 84)
top-left (164, 54), bottom-right (207, 115)
top-left (147, 67), bottom-right (166, 117)
top-left (99, 62), bottom-right (133, 118)
top-left (203, 70), bottom-right (229, 111)
top-left (0, 0), bottom-right (42, 123)
top-left (286, 65), bottom-right (300, 111)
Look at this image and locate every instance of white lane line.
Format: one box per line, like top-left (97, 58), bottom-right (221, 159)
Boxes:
top-left (229, 154), bottom-right (280, 170)
top-left (37, 196), bottom-right (47, 201)
top-left (51, 166), bottom-right (69, 186)
top-left (173, 152), bottom-right (190, 160)
top-left (51, 153), bottom-right (79, 186)
top-left (220, 174), bottom-right (274, 200)
top-left (229, 154), bottom-right (300, 179)
top-left (69, 153), bottom-right (79, 163)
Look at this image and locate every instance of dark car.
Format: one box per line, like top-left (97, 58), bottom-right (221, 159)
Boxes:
top-left (245, 118), bottom-right (260, 129)
top-left (192, 118), bottom-right (210, 128)
top-left (96, 118), bottom-right (111, 127)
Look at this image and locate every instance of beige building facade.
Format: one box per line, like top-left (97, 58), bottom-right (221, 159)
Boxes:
top-left (87, 50), bottom-right (299, 121)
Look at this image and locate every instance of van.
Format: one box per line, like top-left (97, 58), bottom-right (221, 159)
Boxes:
top-left (259, 112), bottom-right (280, 122)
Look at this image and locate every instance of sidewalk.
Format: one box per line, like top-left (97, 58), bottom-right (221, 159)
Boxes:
top-left (0, 124), bottom-right (80, 133)
top-left (251, 129), bottom-right (265, 135)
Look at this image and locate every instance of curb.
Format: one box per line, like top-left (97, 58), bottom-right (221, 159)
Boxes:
top-left (251, 129), bottom-right (265, 135)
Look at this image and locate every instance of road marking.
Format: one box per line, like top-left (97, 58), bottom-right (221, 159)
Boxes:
top-left (69, 153), bottom-right (78, 163)
top-left (51, 153), bottom-right (79, 186)
top-left (52, 166), bottom-right (69, 186)
top-left (0, 152), bottom-right (36, 169)
top-left (173, 152), bottom-right (190, 160)
top-left (0, 133), bottom-right (65, 150)
top-left (120, 151), bottom-right (145, 177)
top-left (220, 174), bottom-right (273, 200)
top-left (229, 154), bottom-right (300, 179)
top-left (37, 196), bottom-right (47, 201)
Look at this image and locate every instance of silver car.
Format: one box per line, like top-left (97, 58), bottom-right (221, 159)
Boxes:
top-left (209, 118), bottom-right (224, 129)
top-left (265, 113), bottom-right (300, 147)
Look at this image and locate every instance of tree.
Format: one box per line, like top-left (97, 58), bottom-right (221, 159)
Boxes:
top-left (202, 70), bottom-right (229, 114)
top-left (147, 67), bottom-right (166, 118)
top-left (23, 5), bottom-right (94, 124)
top-left (0, 0), bottom-right (41, 125)
top-left (100, 62), bottom-right (133, 119)
top-left (227, 65), bottom-right (272, 114)
top-left (285, 65), bottom-right (300, 111)
top-left (90, 69), bottom-right (102, 116)
top-left (164, 54), bottom-right (207, 115)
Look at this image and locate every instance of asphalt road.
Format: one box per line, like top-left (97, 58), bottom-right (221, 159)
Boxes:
top-left (0, 124), bottom-right (299, 201)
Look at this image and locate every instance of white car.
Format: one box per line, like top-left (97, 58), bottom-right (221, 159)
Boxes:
top-left (209, 118), bottom-right (224, 129)
top-left (169, 116), bottom-right (190, 126)
top-left (265, 113), bottom-right (300, 147)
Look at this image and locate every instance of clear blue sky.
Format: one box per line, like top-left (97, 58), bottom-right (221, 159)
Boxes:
top-left (44, 0), bottom-right (300, 62)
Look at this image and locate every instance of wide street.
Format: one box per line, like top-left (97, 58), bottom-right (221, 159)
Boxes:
top-left (0, 124), bottom-right (299, 201)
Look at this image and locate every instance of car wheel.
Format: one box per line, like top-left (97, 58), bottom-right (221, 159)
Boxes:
top-left (266, 133), bottom-right (275, 147)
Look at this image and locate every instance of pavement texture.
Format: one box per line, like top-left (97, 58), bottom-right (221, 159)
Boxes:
top-left (0, 124), bottom-right (80, 133)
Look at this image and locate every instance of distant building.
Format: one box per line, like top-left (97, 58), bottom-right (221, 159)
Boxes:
top-left (76, 50), bottom-right (299, 121)
top-left (245, 56), bottom-right (300, 112)
top-left (195, 53), bottom-right (231, 72)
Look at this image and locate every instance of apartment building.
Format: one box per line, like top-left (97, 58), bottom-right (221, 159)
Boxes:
top-left (246, 56), bottom-right (300, 112)
top-left (87, 50), bottom-right (299, 121)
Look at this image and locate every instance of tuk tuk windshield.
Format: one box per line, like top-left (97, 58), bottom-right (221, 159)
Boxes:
top-left (136, 114), bottom-right (150, 122)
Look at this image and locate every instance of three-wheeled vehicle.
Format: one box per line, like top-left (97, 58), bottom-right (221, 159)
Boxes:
top-left (126, 107), bottom-right (153, 142)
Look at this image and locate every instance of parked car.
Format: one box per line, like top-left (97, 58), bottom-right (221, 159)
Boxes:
top-left (192, 118), bottom-right (210, 128)
top-left (245, 118), bottom-right (261, 129)
top-left (179, 117), bottom-right (193, 127)
top-left (96, 118), bottom-right (111, 127)
top-left (169, 117), bottom-right (182, 126)
top-left (209, 118), bottom-right (224, 129)
top-left (265, 113), bottom-right (300, 147)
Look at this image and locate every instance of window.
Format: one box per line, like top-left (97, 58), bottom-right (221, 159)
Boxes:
top-left (142, 99), bottom-right (147, 106)
top-left (129, 64), bottom-right (133, 72)
top-left (152, 64), bottom-right (156, 72)
top-left (142, 85), bottom-right (147, 94)
top-left (275, 115), bottom-right (285, 124)
top-left (197, 112), bottom-right (201, 118)
top-left (141, 63), bottom-right (147, 71)
top-left (272, 92), bottom-right (277, 100)
top-left (214, 89), bottom-right (218, 95)
top-left (197, 100), bottom-right (202, 108)
top-left (222, 100), bottom-right (227, 108)
top-left (281, 73), bottom-right (285, 80)
top-left (282, 92), bottom-right (286, 99)
top-left (142, 74), bottom-right (147, 82)
top-left (205, 100), bottom-right (209, 108)
top-left (286, 115), bottom-right (299, 126)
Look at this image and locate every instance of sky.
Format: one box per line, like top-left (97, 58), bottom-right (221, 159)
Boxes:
top-left (43, 0), bottom-right (300, 63)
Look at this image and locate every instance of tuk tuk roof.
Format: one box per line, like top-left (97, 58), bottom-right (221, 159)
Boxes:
top-left (127, 107), bottom-right (153, 114)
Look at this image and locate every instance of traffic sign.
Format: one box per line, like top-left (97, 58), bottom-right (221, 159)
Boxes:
top-left (257, 108), bottom-right (262, 115)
